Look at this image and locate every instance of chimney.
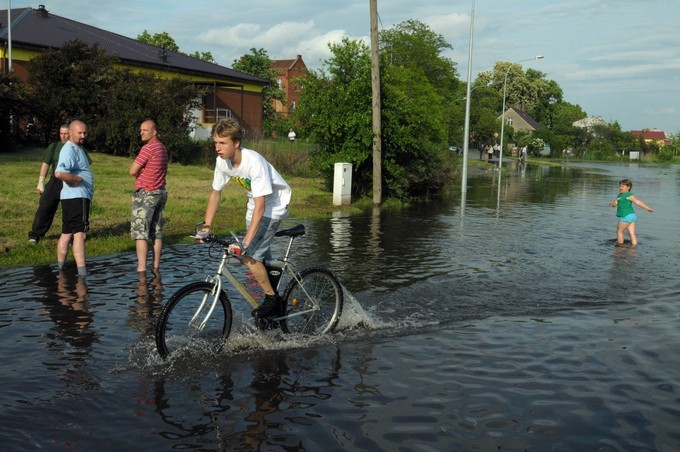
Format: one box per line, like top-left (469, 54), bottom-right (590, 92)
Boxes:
top-left (36, 5), bottom-right (49, 17)
top-left (158, 48), bottom-right (168, 63)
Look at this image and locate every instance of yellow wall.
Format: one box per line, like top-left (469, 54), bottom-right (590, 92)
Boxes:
top-left (3, 46), bottom-right (263, 94)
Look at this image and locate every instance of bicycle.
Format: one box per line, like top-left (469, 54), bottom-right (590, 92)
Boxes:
top-left (155, 223), bottom-right (344, 359)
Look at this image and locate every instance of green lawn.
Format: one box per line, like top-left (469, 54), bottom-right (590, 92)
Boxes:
top-left (0, 146), bottom-right (354, 269)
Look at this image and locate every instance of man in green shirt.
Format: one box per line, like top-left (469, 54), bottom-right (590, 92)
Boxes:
top-left (28, 124), bottom-right (91, 243)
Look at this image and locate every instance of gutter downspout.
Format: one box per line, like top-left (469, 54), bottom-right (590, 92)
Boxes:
top-left (7, 0), bottom-right (12, 72)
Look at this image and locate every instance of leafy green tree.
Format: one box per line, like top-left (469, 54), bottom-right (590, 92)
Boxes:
top-left (380, 19), bottom-right (460, 145)
top-left (137, 30), bottom-right (214, 62)
top-left (0, 73), bottom-right (27, 147)
top-left (137, 30), bottom-right (180, 52)
top-left (26, 40), bottom-right (118, 138)
top-left (379, 19), bottom-right (458, 95)
top-left (296, 36), bottom-right (451, 199)
top-left (295, 38), bottom-right (373, 193)
top-left (232, 48), bottom-right (286, 137)
top-left (27, 40), bottom-right (201, 160)
top-left (527, 71), bottom-right (563, 129)
top-left (540, 101), bottom-right (587, 155)
top-left (189, 50), bottom-right (215, 63)
top-left (92, 69), bottom-right (201, 162)
top-left (381, 64), bottom-right (448, 198)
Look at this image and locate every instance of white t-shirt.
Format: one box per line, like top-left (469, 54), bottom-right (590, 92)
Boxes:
top-left (212, 148), bottom-right (291, 221)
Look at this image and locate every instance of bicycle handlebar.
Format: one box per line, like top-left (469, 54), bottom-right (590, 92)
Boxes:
top-left (190, 222), bottom-right (237, 249)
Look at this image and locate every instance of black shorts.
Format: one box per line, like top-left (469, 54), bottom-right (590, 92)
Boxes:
top-left (61, 198), bottom-right (91, 234)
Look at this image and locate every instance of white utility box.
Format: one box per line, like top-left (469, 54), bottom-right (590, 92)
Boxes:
top-left (333, 162), bottom-right (352, 206)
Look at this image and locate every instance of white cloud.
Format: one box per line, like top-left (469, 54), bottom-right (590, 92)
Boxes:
top-left (198, 20), bottom-right (316, 49)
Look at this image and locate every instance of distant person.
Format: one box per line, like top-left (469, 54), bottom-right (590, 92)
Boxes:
top-left (287, 128), bottom-right (296, 142)
top-left (196, 118), bottom-right (291, 321)
top-left (129, 119), bottom-right (168, 273)
top-left (28, 124), bottom-right (92, 244)
top-left (54, 120), bottom-right (94, 277)
top-left (520, 146), bottom-right (528, 162)
top-left (609, 178), bottom-right (653, 246)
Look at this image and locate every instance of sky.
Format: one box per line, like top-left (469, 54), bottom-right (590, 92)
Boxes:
top-left (8, 0), bottom-right (680, 133)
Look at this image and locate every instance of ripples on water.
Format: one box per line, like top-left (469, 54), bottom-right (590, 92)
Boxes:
top-left (1, 162), bottom-right (680, 450)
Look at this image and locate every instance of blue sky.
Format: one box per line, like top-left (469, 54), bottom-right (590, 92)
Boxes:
top-left (9, 0), bottom-right (680, 133)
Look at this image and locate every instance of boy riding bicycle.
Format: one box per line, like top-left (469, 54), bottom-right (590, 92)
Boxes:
top-left (196, 119), bottom-right (291, 320)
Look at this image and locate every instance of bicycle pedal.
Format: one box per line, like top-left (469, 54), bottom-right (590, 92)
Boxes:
top-left (255, 317), bottom-right (278, 331)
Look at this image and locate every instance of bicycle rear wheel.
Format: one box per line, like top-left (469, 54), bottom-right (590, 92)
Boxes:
top-left (281, 267), bottom-right (343, 335)
top-left (155, 281), bottom-right (232, 359)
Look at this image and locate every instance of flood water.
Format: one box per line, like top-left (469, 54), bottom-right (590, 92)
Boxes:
top-left (2, 161), bottom-right (679, 450)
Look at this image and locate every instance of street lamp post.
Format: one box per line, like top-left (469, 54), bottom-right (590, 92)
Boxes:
top-left (498, 55), bottom-right (543, 169)
top-left (460, 0), bottom-right (475, 199)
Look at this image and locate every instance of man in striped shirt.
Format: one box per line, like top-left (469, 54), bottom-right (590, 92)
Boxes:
top-left (129, 119), bottom-right (168, 273)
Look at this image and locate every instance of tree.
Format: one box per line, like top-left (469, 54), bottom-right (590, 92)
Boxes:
top-left (232, 48), bottom-right (286, 136)
top-left (189, 50), bottom-right (215, 63)
top-left (26, 40), bottom-right (118, 139)
top-left (92, 69), bottom-right (201, 162)
top-left (379, 19), bottom-right (458, 96)
top-left (487, 61), bottom-right (542, 113)
top-left (0, 73), bottom-right (27, 147)
top-left (27, 40), bottom-right (201, 160)
top-left (137, 30), bottom-right (180, 52)
top-left (138, 30), bottom-right (214, 62)
top-left (542, 101), bottom-right (586, 156)
top-left (380, 19), bottom-right (460, 145)
top-left (296, 36), bottom-right (451, 199)
top-left (295, 38), bottom-right (373, 194)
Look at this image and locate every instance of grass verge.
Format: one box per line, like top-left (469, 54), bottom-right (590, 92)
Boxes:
top-left (0, 146), bottom-right (361, 269)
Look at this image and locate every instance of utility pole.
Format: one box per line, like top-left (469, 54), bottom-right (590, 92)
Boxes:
top-left (369, 0), bottom-right (382, 205)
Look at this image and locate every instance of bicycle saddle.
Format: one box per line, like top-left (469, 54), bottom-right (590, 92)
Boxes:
top-left (275, 224), bottom-right (306, 237)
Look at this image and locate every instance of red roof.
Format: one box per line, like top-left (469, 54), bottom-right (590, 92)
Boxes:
top-left (631, 130), bottom-right (666, 140)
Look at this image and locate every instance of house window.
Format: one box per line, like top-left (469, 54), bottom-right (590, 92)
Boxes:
top-left (507, 118), bottom-right (513, 126)
top-left (278, 79), bottom-right (282, 89)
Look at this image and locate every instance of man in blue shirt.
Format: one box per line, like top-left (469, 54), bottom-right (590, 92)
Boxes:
top-left (55, 120), bottom-right (94, 277)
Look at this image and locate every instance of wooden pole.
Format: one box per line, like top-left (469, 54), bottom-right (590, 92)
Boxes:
top-left (370, 0), bottom-right (382, 205)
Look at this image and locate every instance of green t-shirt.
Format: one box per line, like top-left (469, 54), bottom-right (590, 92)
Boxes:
top-left (42, 141), bottom-right (65, 176)
top-left (616, 192), bottom-right (635, 217)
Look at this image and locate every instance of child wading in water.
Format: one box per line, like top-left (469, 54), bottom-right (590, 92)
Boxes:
top-left (609, 179), bottom-right (654, 246)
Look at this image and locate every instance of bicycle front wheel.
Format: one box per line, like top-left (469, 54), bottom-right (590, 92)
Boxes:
top-left (281, 267), bottom-right (343, 335)
top-left (155, 282), bottom-right (232, 359)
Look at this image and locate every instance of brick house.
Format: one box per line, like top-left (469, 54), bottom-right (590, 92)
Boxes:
top-left (271, 54), bottom-right (308, 116)
top-left (0, 5), bottom-right (269, 138)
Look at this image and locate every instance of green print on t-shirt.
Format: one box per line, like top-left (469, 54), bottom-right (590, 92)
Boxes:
top-left (232, 176), bottom-right (251, 191)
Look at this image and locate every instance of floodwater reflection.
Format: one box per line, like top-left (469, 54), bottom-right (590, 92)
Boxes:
top-left (33, 265), bottom-right (96, 349)
top-left (128, 269), bottom-right (165, 337)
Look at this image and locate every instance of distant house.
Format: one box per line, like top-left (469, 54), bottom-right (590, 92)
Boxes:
top-left (0, 5), bottom-right (269, 138)
top-left (631, 129), bottom-right (670, 147)
top-left (497, 107), bottom-right (543, 133)
top-left (271, 54), bottom-right (308, 115)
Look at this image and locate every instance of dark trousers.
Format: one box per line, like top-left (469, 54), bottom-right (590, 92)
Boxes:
top-left (29, 177), bottom-right (62, 240)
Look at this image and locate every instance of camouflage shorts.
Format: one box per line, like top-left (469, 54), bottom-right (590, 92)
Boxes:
top-left (131, 188), bottom-right (167, 241)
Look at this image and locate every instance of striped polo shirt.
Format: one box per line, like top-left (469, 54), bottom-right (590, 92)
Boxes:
top-left (134, 139), bottom-right (168, 191)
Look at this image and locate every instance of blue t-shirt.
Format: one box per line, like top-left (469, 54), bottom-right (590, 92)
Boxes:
top-left (56, 141), bottom-right (94, 200)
